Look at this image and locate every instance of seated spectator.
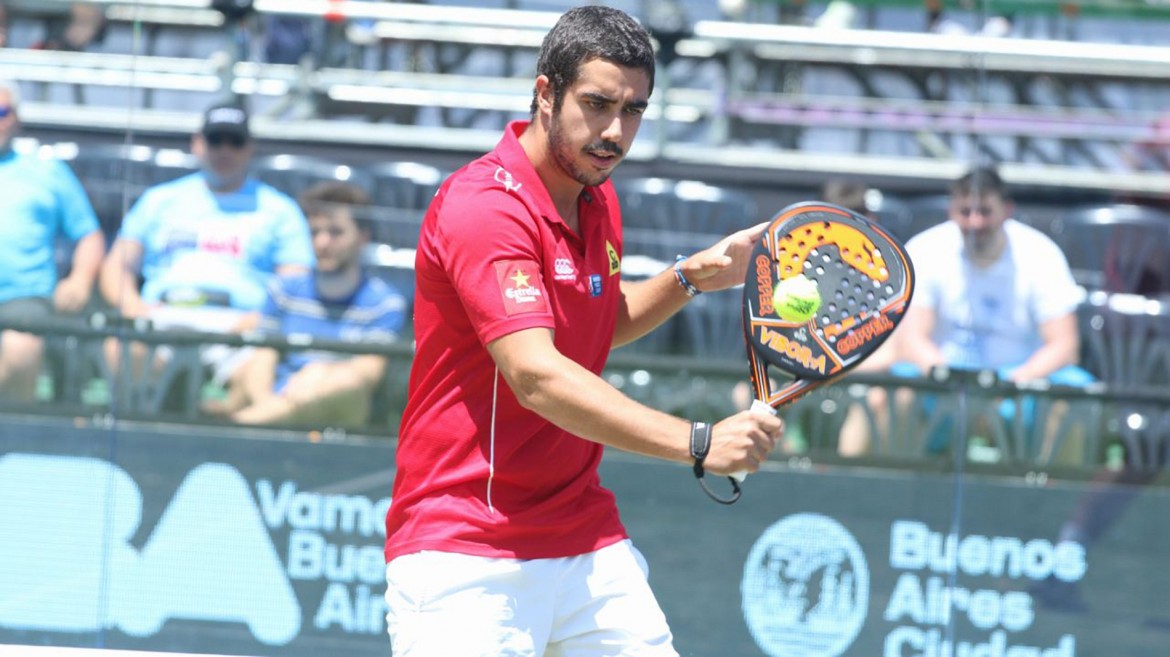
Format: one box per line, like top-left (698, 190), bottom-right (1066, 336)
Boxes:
top-left (99, 103), bottom-right (313, 388)
top-left (0, 79), bottom-right (105, 402)
top-left (896, 165), bottom-right (1093, 458)
top-left (206, 181), bottom-right (406, 428)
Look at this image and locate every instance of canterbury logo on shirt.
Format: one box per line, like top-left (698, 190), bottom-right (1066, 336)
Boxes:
top-left (494, 260), bottom-right (548, 316)
top-left (553, 258), bottom-right (576, 282)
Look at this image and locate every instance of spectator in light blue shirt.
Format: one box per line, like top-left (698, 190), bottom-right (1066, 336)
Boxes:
top-left (0, 79), bottom-right (104, 401)
top-left (206, 181), bottom-right (406, 429)
top-left (99, 103), bottom-right (314, 383)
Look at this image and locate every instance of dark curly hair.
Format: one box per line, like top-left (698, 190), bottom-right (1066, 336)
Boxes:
top-left (529, 6), bottom-right (655, 115)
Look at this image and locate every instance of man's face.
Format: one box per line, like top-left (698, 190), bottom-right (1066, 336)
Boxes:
top-left (193, 131), bottom-right (253, 189)
top-left (309, 208), bottom-right (365, 273)
top-left (546, 58), bottom-right (650, 187)
top-left (0, 89), bottom-right (17, 152)
top-left (949, 190), bottom-right (1011, 259)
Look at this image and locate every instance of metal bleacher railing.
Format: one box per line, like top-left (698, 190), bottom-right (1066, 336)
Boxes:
top-left (6, 287), bottom-right (1170, 476)
top-left (3, 0), bottom-right (1169, 197)
top-left (6, 0), bottom-right (1170, 477)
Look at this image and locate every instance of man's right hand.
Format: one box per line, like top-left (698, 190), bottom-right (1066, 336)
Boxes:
top-left (702, 410), bottom-right (785, 476)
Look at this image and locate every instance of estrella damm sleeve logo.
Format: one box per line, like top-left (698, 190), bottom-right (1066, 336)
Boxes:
top-left (605, 241), bottom-right (621, 276)
top-left (494, 259), bottom-right (549, 316)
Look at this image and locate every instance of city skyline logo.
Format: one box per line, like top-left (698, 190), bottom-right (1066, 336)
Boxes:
top-left (742, 513), bottom-right (870, 657)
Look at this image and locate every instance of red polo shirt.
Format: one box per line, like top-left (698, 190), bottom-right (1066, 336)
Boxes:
top-left (385, 121), bottom-right (628, 561)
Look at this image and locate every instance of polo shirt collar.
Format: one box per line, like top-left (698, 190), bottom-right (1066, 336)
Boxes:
top-left (495, 120), bottom-right (598, 234)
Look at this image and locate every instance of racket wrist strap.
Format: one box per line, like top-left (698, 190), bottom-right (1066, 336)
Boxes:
top-left (673, 255), bottom-right (702, 297)
top-left (689, 421), bottom-right (741, 505)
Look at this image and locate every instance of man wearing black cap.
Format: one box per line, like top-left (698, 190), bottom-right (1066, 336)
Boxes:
top-left (197, 103), bottom-right (254, 193)
top-left (99, 103), bottom-right (314, 390)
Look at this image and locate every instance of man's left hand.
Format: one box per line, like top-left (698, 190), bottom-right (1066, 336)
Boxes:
top-left (680, 220), bottom-right (769, 293)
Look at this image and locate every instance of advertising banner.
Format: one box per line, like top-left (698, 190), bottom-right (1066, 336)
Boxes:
top-left (2, 416), bottom-right (1168, 656)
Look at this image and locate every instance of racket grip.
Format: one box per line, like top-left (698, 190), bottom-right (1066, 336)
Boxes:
top-left (731, 400), bottom-right (779, 482)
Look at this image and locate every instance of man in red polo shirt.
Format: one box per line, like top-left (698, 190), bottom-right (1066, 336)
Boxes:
top-left (384, 7), bottom-right (784, 656)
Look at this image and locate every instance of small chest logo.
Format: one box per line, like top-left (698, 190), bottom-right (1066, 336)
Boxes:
top-left (553, 258), bottom-right (577, 282)
top-left (605, 241), bottom-right (621, 276)
top-left (494, 167), bottom-right (522, 193)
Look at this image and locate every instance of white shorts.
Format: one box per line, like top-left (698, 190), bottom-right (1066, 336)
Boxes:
top-left (385, 539), bottom-right (678, 657)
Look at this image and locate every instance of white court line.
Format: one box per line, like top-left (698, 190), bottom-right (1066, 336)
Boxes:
top-left (0, 646), bottom-right (263, 657)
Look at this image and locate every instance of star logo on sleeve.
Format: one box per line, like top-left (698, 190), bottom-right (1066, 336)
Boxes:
top-left (510, 269), bottom-right (532, 288)
top-left (494, 260), bottom-right (548, 316)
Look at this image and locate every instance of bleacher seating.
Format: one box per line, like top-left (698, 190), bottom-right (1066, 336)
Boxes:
top-left (251, 153), bottom-right (375, 200)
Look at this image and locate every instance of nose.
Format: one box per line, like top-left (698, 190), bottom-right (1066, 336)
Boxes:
top-left (600, 114), bottom-right (623, 143)
top-left (965, 209), bottom-right (990, 230)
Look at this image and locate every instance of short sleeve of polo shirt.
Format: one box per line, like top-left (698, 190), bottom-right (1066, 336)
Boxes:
top-left (49, 161), bottom-right (100, 242)
top-left (1022, 226), bottom-right (1081, 323)
top-left (905, 228), bottom-right (947, 312)
top-left (118, 187), bottom-right (160, 245)
top-left (265, 190), bottom-right (315, 269)
top-left (434, 188), bottom-right (555, 346)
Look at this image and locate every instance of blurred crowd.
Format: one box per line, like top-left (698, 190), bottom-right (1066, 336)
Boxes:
top-left (0, 82), bottom-right (407, 430)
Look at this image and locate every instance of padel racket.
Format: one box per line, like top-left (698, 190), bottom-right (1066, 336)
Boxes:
top-left (696, 201), bottom-right (915, 503)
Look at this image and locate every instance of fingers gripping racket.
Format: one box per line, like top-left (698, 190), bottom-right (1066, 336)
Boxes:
top-left (695, 202), bottom-right (915, 503)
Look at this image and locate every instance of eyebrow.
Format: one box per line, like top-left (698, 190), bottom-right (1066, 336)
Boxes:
top-left (580, 91), bottom-right (649, 112)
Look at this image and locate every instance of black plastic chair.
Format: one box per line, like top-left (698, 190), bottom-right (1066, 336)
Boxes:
top-left (367, 160), bottom-right (445, 210)
top-left (362, 242), bottom-right (416, 308)
top-left (902, 194), bottom-right (951, 240)
top-left (1078, 293), bottom-right (1170, 389)
top-left (59, 143), bottom-right (159, 241)
top-left (365, 161), bottom-right (445, 248)
top-left (614, 177), bottom-right (759, 235)
top-left (251, 154), bottom-right (375, 200)
top-left (864, 192), bottom-right (917, 242)
top-left (1048, 204), bottom-right (1170, 296)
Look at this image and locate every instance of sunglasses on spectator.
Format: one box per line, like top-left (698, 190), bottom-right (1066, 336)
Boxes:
top-left (0, 106), bottom-right (12, 119)
top-left (206, 133), bottom-right (247, 148)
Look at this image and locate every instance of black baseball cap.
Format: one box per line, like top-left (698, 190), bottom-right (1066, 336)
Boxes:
top-left (201, 103), bottom-right (250, 140)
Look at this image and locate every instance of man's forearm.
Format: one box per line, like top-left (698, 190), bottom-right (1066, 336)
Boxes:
top-left (612, 270), bottom-right (691, 348)
top-left (69, 231), bottom-right (106, 288)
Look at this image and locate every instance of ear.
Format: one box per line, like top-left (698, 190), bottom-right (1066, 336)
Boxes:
top-left (534, 75), bottom-right (555, 115)
top-left (191, 134), bottom-right (204, 158)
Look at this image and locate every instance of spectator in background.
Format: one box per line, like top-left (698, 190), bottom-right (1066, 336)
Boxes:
top-left (897, 165), bottom-right (1092, 458)
top-left (0, 78), bottom-right (104, 402)
top-left (99, 103), bottom-right (313, 386)
top-left (205, 181), bottom-right (406, 428)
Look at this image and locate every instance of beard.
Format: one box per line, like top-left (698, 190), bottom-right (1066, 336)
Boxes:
top-left (547, 107), bottom-right (622, 188)
top-left (963, 228), bottom-right (1004, 262)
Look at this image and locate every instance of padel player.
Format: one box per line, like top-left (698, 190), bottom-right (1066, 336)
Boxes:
top-left (384, 6), bottom-right (784, 656)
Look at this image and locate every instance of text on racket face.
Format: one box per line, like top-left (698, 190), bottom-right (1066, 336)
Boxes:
top-left (837, 312), bottom-right (895, 356)
top-left (758, 326), bottom-right (827, 374)
top-left (755, 254), bottom-right (775, 316)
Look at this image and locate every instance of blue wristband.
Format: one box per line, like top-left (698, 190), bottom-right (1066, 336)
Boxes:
top-left (674, 255), bottom-right (701, 297)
